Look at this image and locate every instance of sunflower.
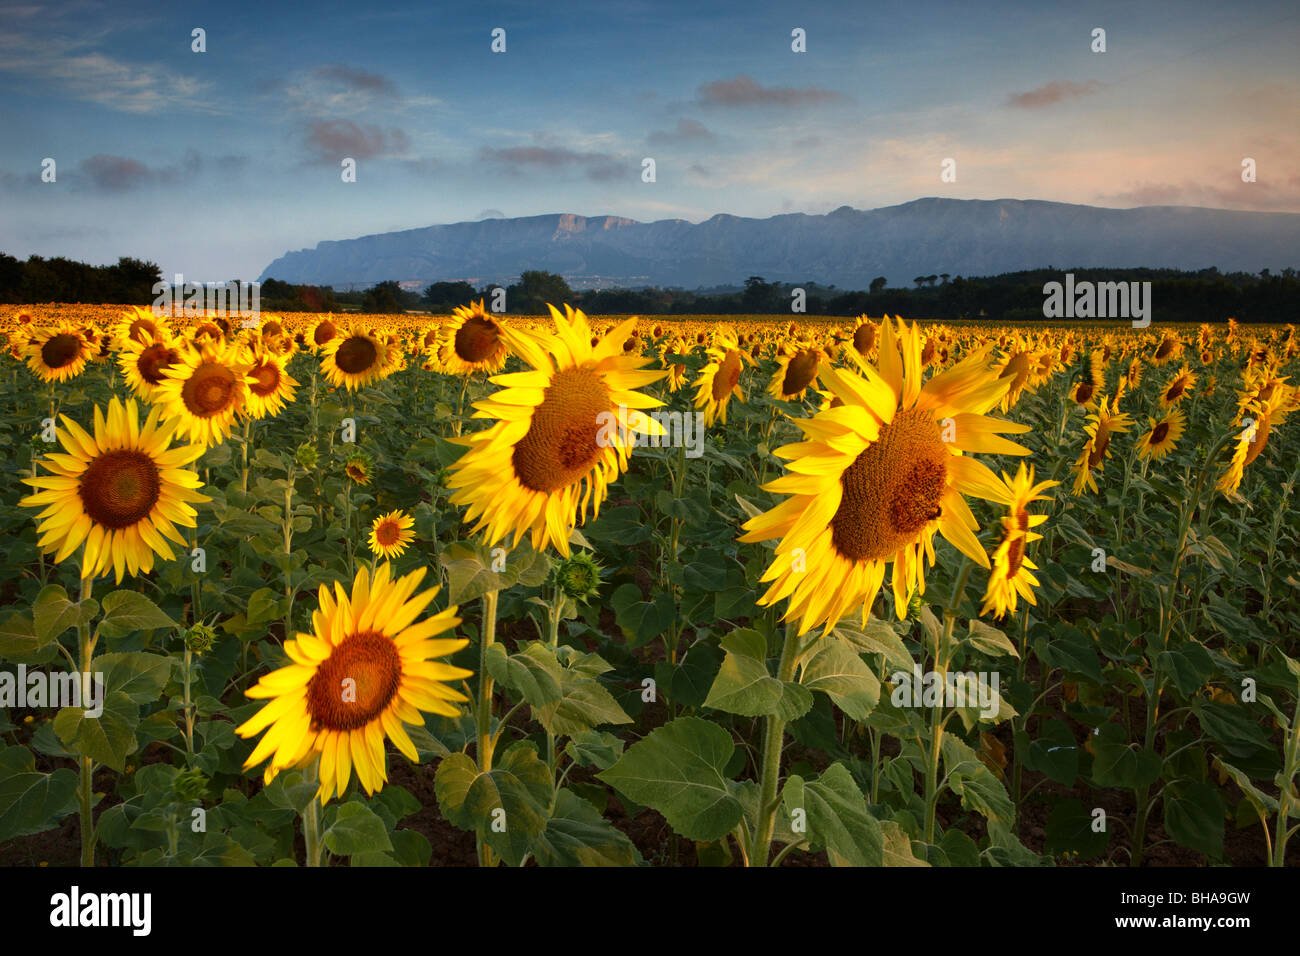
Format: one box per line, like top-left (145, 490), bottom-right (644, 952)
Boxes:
top-left (1217, 395), bottom-right (1288, 496)
top-left (995, 349), bottom-right (1033, 412)
top-left (113, 306), bottom-right (168, 347)
top-left (979, 462), bottom-right (1057, 618)
top-left (437, 300), bottom-right (510, 375)
top-left (153, 338), bottom-right (253, 448)
top-left (118, 333), bottom-right (182, 401)
top-left (694, 331), bottom-right (750, 426)
top-left (24, 322), bottom-right (92, 383)
top-left (666, 361), bottom-right (689, 393)
top-left (308, 318), bottom-right (339, 350)
top-left (1070, 395), bottom-right (1133, 495)
top-left (20, 398), bottom-right (209, 582)
top-left (236, 564), bottom-right (472, 803)
top-left (739, 318), bottom-right (1032, 633)
top-left (243, 347), bottom-right (299, 419)
top-left (320, 327), bottom-right (391, 391)
top-left (768, 346), bottom-right (823, 401)
top-left (368, 509), bottom-right (416, 559)
top-left (1136, 408), bottom-right (1185, 461)
top-left (345, 450), bottom-right (375, 486)
top-left (446, 305), bottom-right (667, 558)
top-left (1152, 334), bottom-right (1182, 366)
top-left (1160, 364), bottom-right (1196, 408)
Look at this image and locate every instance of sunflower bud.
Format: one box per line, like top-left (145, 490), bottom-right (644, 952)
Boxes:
top-left (172, 767), bottom-right (209, 802)
top-left (295, 441), bottom-right (319, 470)
top-left (555, 552), bottom-right (603, 602)
top-left (184, 622), bottom-right (217, 655)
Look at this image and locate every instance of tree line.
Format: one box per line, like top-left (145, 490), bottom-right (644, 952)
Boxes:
top-left (3, 253), bottom-right (1298, 323)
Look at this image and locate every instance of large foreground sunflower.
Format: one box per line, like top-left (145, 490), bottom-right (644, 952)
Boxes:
top-left (447, 305), bottom-right (666, 558)
top-left (20, 398), bottom-right (209, 582)
top-left (739, 318), bottom-right (1032, 633)
top-left (237, 564), bottom-right (471, 803)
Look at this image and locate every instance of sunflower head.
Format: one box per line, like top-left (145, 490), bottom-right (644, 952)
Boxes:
top-left (344, 450), bottom-right (375, 486)
top-left (368, 509), bottom-right (415, 559)
top-left (237, 564), bottom-right (471, 803)
top-left (555, 551), bottom-right (604, 602)
top-left (438, 300), bottom-right (510, 375)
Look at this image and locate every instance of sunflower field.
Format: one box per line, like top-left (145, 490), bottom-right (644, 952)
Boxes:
top-left (1, 302), bottom-right (1298, 869)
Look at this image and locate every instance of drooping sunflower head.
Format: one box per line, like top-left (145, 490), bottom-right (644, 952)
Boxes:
top-left (1071, 395), bottom-right (1133, 496)
top-left (236, 564), bottom-right (471, 803)
top-left (345, 449), bottom-right (375, 486)
top-left (153, 338), bottom-right (253, 448)
top-left (1160, 364), bottom-right (1196, 408)
top-left (740, 317), bottom-right (1032, 633)
top-left (24, 322), bottom-right (92, 383)
top-left (446, 305), bottom-right (667, 558)
top-left (20, 397), bottom-right (209, 582)
top-left (368, 509), bottom-right (415, 559)
top-left (981, 463), bottom-right (1055, 621)
top-left (438, 300), bottom-right (510, 375)
top-left (693, 330), bottom-right (750, 426)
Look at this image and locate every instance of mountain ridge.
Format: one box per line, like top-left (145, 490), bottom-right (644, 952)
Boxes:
top-left (259, 198), bottom-right (1300, 291)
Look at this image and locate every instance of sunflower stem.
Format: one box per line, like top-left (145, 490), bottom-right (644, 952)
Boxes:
top-left (76, 571), bottom-right (96, 868)
top-left (750, 619), bottom-right (801, 866)
top-left (475, 588), bottom-right (500, 867)
top-left (302, 762), bottom-right (324, 867)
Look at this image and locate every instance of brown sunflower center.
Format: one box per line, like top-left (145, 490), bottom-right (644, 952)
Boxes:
top-left (512, 366), bottom-right (613, 493)
top-left (1155, 340), bottom-right (1174, 360)
top-left (79, 450), bottom-right (161, 529)
top-left (41, 334), bottom-right (83, 369)
top-left (1244, 418), bottom-right (1271, 465)
top-left (335, 335), bottom-right (379, 374)
top-left (1150, 421), bottom-right (1170, 445)
top-left (374, 520), bottom-right (401, 547)
top-left (781, 350), bottom-right (820, 396)
top-left (251, 361), bottom-right (281, 397)
top-left (713, 350), bottom-right (743, 401)
top-left (181, 362), bottom-right (238, 418)
top-left (1088, 422), bottom-right (1112, 467)
top-left (127, 318), bottom-right (157, 344)
top-left (1007, 536), bottom-right (1025, 576)
top-left (1165, 379), bottom-right (1186, 402)
top-left (137, 343), bottom-right (178, 385)
top-left (1074, 381), bottom-right (1095, 405)
top-left (305, 632), bottom-right (402, 732)
top-left (854, 324), bottom-right (876, 353)
top-left (313, 321), bottom-right (337, 346)
top-left (830, 408), bottom-right (949, 562)
top-left (453, 316), bottom-right (501, 363)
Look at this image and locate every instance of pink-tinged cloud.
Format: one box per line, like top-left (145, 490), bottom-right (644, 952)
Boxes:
top-left (1007, 80), bottom-right (1102, 108)
top-left (698, 75), bottom-right (844, 108)
top-left (1095, 177), bottom-right (1300, 213)
top-left (303, 120), bottom-right (409, 163)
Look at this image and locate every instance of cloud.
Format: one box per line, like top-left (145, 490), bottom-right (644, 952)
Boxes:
top-left (1095, 177), bottom-right (1300, 213)
top-left (76, 150), bottom-right (217, 192)
top-left (1007, 80), bottom-right (1102, 109)
top-left (478, 209), bottom-right (505, 219)
top-left (312, 64), bottom-right (398, 96)
top-left (303, 120), bottom-right (410, 163)
top-left (479, 145), bottom-right (625, 182)
top-left (648, 118), bottom-right (713, 144)
top-left (697, 75), bottom-right (844, 108)
top-left (0, 31), bottom-right (215, 114)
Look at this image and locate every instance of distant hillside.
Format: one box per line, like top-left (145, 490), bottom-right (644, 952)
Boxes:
top-left (259, 198), bottom-right (1300, 290)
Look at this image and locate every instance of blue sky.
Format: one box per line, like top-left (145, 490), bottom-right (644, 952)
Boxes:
top-left (1, 0), bottom-right (1297, 280)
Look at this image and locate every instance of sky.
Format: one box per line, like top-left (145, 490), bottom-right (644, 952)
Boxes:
top-left (1, 0), bottom-right (1297, 280)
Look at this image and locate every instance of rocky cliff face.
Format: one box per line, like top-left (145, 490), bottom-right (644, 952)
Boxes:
top-left (259, 198), bottom-right (1300, 290)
